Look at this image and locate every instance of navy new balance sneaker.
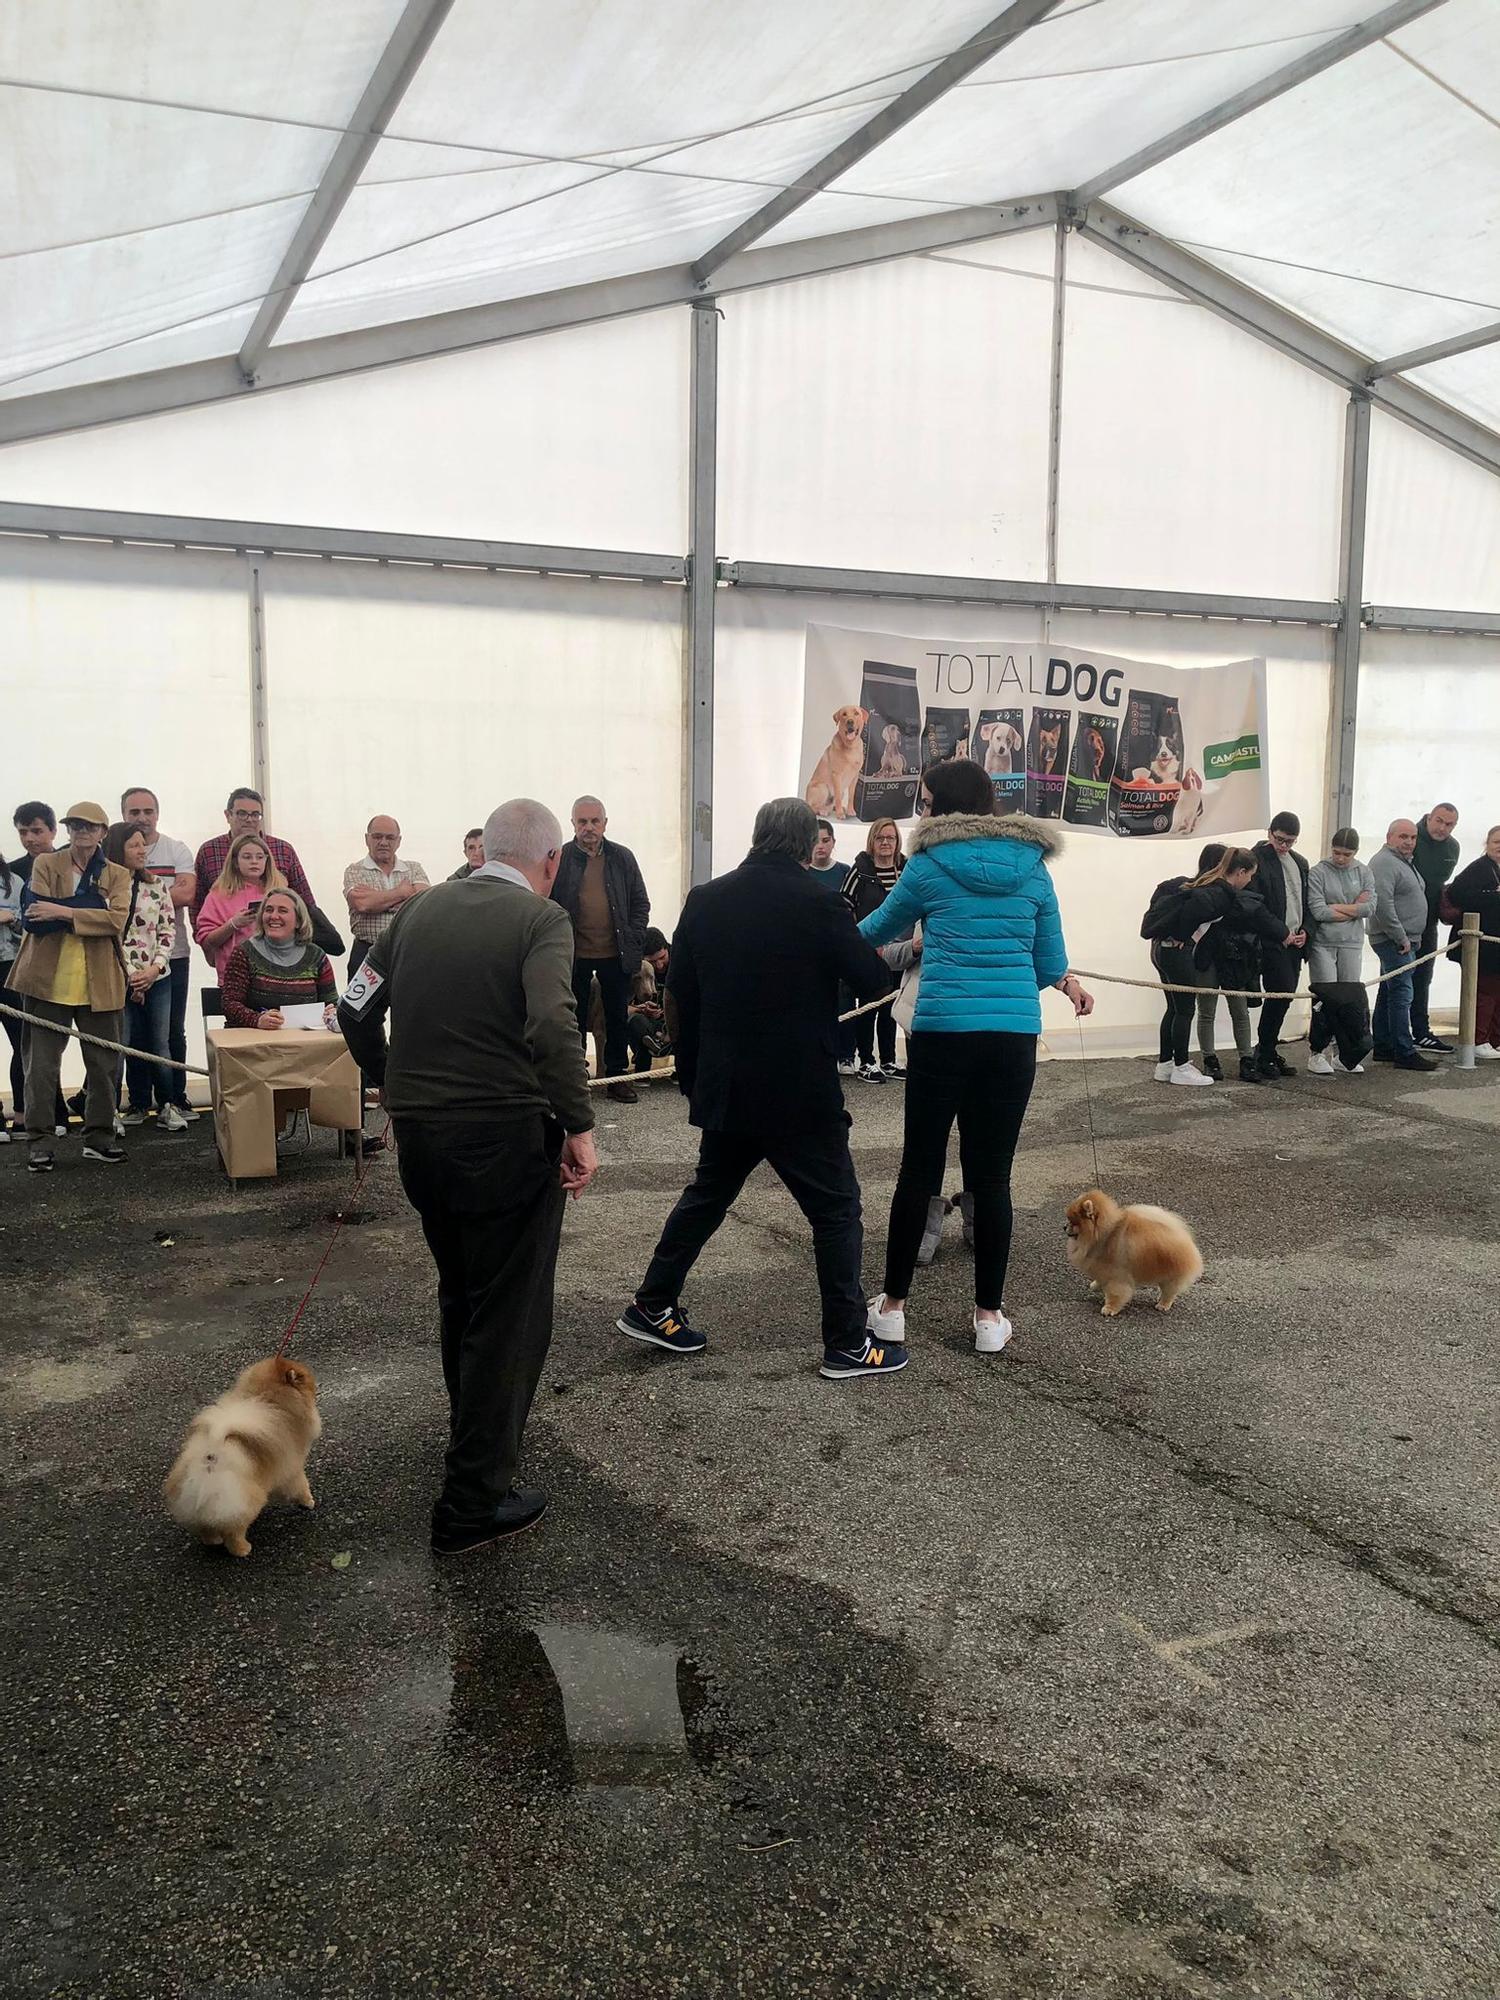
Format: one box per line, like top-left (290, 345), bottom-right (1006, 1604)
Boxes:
top-left (819, 1337), bottom-right (909, 1381)
top-left (616, 1300), bottom-right (707, 1355)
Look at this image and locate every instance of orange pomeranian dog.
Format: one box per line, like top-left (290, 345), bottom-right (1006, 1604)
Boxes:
top-left (1064, 1189), bottom-right (1203, 1318)
top-left (163, 1357), bottom-right (322, 1557)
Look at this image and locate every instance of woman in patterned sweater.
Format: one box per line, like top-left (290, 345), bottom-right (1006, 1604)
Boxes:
top-left (222, 889), bottom-right (337, 1029)
top-left (103, 821), bottom-right (181, 1128)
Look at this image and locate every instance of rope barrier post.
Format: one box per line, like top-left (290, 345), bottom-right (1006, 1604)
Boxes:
top-left (1456, 909), bottom-right (1480, 1072)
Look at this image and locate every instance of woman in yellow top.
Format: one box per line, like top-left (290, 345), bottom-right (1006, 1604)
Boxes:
top-left (11, 801), bottom-right (132, 1172)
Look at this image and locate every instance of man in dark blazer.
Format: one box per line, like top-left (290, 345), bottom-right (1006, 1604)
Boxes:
top-left (616, 797), bottom-right (905, 1380)
top-left (1251, 809), bottom-right (1311, 1078)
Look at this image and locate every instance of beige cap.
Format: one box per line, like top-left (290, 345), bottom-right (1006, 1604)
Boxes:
top-left (62, 801), bottom-right (110, 827)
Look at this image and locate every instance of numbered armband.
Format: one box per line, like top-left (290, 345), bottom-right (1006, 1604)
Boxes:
top-left (341, 959), bottom-right (386, 1016)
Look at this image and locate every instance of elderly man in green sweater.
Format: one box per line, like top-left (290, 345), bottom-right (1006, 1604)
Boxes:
top-left (339, 798), bottom-right (598, 1557)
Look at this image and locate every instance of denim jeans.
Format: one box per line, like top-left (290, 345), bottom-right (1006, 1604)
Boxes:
top-left (122, 976), bottom-right (173, 1110)
top-left (1372, 940), bottom-right (1417, 1059)
top-left (166, 955), bottom-right (191, 1107)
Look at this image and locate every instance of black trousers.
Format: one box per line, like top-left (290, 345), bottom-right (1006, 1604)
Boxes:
top-left (394, 1113), bottom-right (566, 1531)
top-left (1309, 982), bottom-right (1373, 1067)
top-left (1258, 944), bottom-right (1304, 1056)
top-left (573, 957), bottom-right (629, 1077)
top-left (638, 1118), bottom-right (866, 1350)
top-left (1154, 943), bottom-right (1197, 1066)
top-left (883, 1031), bottom-right (1036, 1310)
top-left (854, 975), bottom-right (898, 1067)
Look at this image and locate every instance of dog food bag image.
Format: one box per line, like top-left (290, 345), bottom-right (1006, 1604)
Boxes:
top-left (1109, 688), bottom-right (1189, 837)
top-left (1025, 708), bottom-right (1070, 819)
top-left (853, 661), bottom-right (922, 820)
top-left (919, 705), bottom-right (973, 774)
top-left (973, 708), bottom-right (1025, 811)
top-left (1063, 712), bottom-right (1119, 828)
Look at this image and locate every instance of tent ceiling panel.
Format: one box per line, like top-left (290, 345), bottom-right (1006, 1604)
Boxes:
top-left (756, 0), bottom-right (1373, 242)
top-left (0, 0), bottom-right (410, 122)
top-left (1116, 20), bottom-right (1500, 360)
top-left (1405, 347), bottom-right (1500, 432)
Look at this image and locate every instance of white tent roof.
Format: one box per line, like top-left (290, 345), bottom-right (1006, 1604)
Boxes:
top-left (2, 0), bottom-right (1497, 444)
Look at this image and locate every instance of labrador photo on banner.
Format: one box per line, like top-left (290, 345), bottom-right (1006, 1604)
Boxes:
top-left (800, 624), bottom-right (1269, 840)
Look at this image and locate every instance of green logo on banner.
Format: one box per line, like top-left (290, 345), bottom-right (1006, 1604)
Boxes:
top-left (1204, 734), bottom-right (1262, 777)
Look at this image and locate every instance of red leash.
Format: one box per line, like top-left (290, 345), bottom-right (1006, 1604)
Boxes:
top-left (275, 1118), bottom-right (391, 1358)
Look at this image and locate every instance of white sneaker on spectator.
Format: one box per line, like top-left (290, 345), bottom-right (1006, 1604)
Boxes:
top-left (158, 1104), bottom-right (189, 1133)
top-left (866, 1294), bottom-right (906, 1341)
top-left (1169, 1063), bottom-right (1214, 1087)
top-left (1307, 1051), bottom-right (1337, 1076)
top-left (1153, 1061), bottom-right (1175, 1082)
top-left (973, 1311), bottom-right (1013, 1354)
top-left (837, 1058), bottom-right (860, 1076)
top-left (1475, 1045), bottom-right (1500, 1061)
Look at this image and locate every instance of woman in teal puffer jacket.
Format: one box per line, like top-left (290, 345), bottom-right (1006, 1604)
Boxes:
top-left (858, 758), bottom-right (1092, 1355)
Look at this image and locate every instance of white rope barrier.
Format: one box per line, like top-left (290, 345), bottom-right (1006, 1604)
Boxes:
top-left (0, 997), bottom-right (209, 1075)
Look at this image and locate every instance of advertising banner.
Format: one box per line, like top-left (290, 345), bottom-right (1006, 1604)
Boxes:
top-left (800, 625), bottom-right (1268, 839)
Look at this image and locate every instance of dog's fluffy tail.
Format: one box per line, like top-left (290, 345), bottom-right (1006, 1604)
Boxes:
top-left (163, 1402), bottom-right (278, 1531)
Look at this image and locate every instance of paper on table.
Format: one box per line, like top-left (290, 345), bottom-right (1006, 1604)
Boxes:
top-left (278, 1001), bottom-right (334, 1032)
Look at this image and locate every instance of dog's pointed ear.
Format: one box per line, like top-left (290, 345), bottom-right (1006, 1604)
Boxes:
top-left (280, 1360), bottom-right (306, 1387)
top-left (1081, 1197), bottom-right (1096, 1221)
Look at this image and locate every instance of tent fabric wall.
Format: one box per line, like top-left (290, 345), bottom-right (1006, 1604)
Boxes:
top-left (1364, 411), bottom-right (1500, 616)
top-left (1353, 630), bottom-right (1500, 1020)
top-left (258, 560), bottom-right (686, 944)
top-left (1057, 236), bottom-right (1347, 601)
top-left (717, 231), bottom-right (1055, 578)
top-left (714, 586), bottom-right (1331, 1053)
top-left (0, 310), bottom-right (689, 553)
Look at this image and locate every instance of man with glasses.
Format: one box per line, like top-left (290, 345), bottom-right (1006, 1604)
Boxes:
top-left (1250, 811), bottom-right (1311, 1079)
top-left (192, 788), bottom-right (315, 922)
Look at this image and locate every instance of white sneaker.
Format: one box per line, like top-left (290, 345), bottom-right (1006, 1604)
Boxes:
top-left (112, 1116), bottom-right (126, 1137)
top-left (1475, 1045), bottom-right (1500, 1061)
top-left (1169, 1063), bottom-right (1214, 1087)
top-left (1153, 1060), bottom-right (1175, 1082)
top-left (1307, 1051), bottom-right (1336, 1077)
top-left (974, 1311), bottom-right (1013, 1354)
top-left (0, 1127), bottom-right (9, 1145)
top-left (866, 1294), bottom-right (906, 1341)
top-left (158, 1104), bottom-right (189, 1133)
top-left (837, 1058), bottom-right (860, 1076)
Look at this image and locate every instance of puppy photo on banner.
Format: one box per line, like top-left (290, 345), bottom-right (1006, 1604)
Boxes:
top-left (799, 624), bottom-right (1268, 839)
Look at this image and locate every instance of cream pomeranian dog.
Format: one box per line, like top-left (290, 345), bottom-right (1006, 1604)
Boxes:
top-left (164, 1357), bottom-right (322, 1557)
top-left (1064, 1189), bottom-right (1203, 1318)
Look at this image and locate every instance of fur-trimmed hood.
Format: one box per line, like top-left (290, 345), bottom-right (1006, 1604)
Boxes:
top-left (907, 811), bottom-right (1062, 860)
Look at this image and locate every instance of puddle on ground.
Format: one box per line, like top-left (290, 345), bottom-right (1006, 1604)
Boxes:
top-left (407, 1618), bottom-right (721, 1792)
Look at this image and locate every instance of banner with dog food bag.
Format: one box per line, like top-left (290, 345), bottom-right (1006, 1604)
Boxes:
top-left (800, 625), bottom-right (1267, 840)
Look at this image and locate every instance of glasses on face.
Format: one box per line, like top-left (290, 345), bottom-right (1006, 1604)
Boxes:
top-left (1270, 833), bottom-right (1296, 850)
top-left (231, 808), bottom-right (263, 825)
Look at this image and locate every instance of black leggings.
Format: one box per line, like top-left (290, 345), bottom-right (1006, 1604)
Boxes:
top-left (854, 974), bottom-right (897, 1067)
top-left (1155, 942), bottom-right (1197, 1066)
top-left (883, 1030), bottom-right (1037, 1310)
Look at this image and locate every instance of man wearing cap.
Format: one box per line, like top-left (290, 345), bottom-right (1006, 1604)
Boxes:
top-left (11, 803), bottom-right (133, 1171)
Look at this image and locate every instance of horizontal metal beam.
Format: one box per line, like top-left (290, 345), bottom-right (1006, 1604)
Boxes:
top-left (1080, 204), bottom-right (1500, 480)
top-left (238, 0), bottom-right (455, 379)
top-left (0, 500), bottom-right (685, 581)
top-left (691, 0), bottom-right (1065, 281)
top-left (1365, 603), bottom-right (1500, 636)
top-left (1071, 0), bottom-right (1447, 206)
top-left (721, 559), bottom-right (1340, 625)
top-left (1368, 316), bottom-right (1500, 380)
top-left (0, 200), bottom-right (1057, 446)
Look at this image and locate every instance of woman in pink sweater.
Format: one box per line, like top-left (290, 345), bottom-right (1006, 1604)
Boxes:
top-left (194, 834), bottom-right (284, 981)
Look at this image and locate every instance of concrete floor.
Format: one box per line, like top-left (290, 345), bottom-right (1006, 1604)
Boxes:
top-left (2, 1049), bottom-right (1497, 2000)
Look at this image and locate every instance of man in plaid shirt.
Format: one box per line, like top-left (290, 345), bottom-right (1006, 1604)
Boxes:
top-left (192, 788), bottom-right (316, 920)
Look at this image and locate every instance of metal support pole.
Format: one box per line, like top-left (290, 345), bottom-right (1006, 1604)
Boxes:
top-left (1456, 909), bottom-right (1480, 1071)
top-left (1042, 220), bottom-right (1067, 647)
top-left (1328, 391), bottom-right (1370, 840)
top-left (686, 301), bottom-right (720, 888)
top-left (247, 560), bottom-right (270, 807)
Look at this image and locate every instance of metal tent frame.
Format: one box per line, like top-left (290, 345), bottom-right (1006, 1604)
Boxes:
top-left (2, 2), bottom-right (1498, 882)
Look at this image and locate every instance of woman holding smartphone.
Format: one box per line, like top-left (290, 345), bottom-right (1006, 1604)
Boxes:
top-left (194, 834), bottom-right (284, 981)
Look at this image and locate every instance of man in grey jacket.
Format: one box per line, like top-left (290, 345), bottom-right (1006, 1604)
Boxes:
top-left (1368, 819), bottom-right (1439, 1073)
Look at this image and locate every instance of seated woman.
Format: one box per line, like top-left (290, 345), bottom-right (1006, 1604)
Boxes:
top-left (195, 833), bottom-right (284, 981)
top-left (221, 889), bottom-right (336, 1030)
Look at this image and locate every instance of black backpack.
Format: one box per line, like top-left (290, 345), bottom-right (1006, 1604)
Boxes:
top-left (1141, 878), bottom-right (1191, 942)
